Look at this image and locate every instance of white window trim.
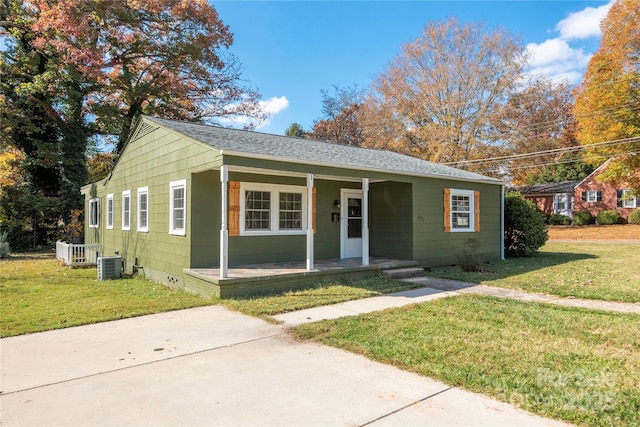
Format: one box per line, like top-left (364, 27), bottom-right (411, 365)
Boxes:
top-left (106, 194), bottom-right (114, 230)
top-left (239, 182), bottom-right (307, 236)
top-left (137, 186), bottom-right (149, 232)
top-left (122, 190), bottom-right (131, 231)
top-left (586, 190), bottom-right (599, 203)
top-left (89, 198), bottom-right (100, 228)
top-left (449, 188), bottom-right (475, 233)
top-left (622, 189), bottom-right (636, 208)
top-left (169, 179), bottom-right (187, 236)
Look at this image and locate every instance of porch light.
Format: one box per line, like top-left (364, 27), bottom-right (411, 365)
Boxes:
top-left (334, 200), bottom-right (341, 209)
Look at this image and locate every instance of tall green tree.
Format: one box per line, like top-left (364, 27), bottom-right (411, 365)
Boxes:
top-left (573, 0), bottom-right (640, 189)
top-left (1, 0), bottom-right (71, 248)
top-left (284, 123), bottom-right (305, 138)
top-left (525, 154), bottom-right (596, 184)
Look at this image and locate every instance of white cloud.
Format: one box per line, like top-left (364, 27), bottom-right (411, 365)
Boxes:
top-left (525, 1), bottom-right (614, 84)
top-left (255, 96), bottom-right (289, 129)
top-left (555, 1), bottom-right (613, 40)
top-left (526, 38), bottom-right (592, 84)
top-left (216, 95), bottom-right (289, 130)
top-left (259, 96), bottom-right (289, 116)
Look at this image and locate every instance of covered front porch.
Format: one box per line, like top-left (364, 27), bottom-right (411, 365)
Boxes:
top-left (184, 257), bottom-right (418, 298)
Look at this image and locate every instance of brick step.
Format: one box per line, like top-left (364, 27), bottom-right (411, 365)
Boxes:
top-left (382, 267), bottom-right (425, 280)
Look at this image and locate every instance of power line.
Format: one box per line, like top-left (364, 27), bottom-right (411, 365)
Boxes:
top-left (444, 136), bottom-right (640, 167)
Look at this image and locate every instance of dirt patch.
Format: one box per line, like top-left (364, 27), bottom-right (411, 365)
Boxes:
top-left (548, 224), bottom-right (640, 241)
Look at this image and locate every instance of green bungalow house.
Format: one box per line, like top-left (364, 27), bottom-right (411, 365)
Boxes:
top-left (81, 116), bottom-right (505, 297)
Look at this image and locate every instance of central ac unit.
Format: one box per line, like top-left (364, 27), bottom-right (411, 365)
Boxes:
top-left (98, 256), bottom-right (122, 280)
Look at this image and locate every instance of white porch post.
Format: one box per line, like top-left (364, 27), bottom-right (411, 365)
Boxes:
top-left (362, 178), bottom-right (369, 266)
top-left (220, 166), bottom-right (229, 278)
top-left (306, 173), bottom-right (315, 271)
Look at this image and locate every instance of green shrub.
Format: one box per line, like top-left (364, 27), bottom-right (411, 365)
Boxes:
top-left (572, 210), bottom-right (595, 225)
top-left (455, 238), bottom-right (482, 272)
top-left (596, 210), bottom-right (621, 225)
top-left (548, 213), bottom-right (571, 225)
top-left (504, 192), bottom-right (548, 257)
top-left (628, 209), bottom-right (640, 224)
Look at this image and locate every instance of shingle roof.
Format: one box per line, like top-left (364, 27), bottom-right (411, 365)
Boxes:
top-left (516, 181), bottom-right (580, 195)
top-left (145, 116), bottom-right (502, 185)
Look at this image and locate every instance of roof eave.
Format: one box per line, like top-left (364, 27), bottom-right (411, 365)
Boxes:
top-left (220, 149), bottom-right (503, 186)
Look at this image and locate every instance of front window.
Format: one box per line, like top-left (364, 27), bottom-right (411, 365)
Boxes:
top-left (586, 190), bottom-right (600, 202)
top-left (137, 187), bottom-right (149, 232)
top-left (279, 192), bottom-right (303, 230)
top-left (245, 190), bottom-right (271, 231)
top-left (621, 189), bottom-right (636, 208)
top-left (122, 190), bottom-right (131, 231)
top-left (240, 183), bottom-right (307, 235)
top-left (554, 194), bottom-right (570, 213)
top-left (89, 198), bottom-right (99, 228)
top-left (170, 179), bottom-right (186, 235)
top-left (106, 194), bottom-right (114, 229)
top-left (449, 189), bottom-right (475, 232)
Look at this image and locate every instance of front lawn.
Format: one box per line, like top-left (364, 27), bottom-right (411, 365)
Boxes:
top-left (0, 255), bottom-right (214, 337)
top-left (293, 295), bottom-right (640, 427)
top-left (428, 242), bottom-right (640, 303)
top-left (1, 255), bottom-right (419, 336)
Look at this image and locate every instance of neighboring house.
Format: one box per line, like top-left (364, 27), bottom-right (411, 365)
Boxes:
top-left (573, 158), bottom-right (640, 221)
top-left (82, 116), bottom-right (505, 297)
top-left (517, 158), bottom-right (639, 222)
top-left (517, 181), bottom-right (580, 218)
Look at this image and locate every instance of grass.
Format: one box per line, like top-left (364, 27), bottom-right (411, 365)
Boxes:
top-left (292, 295), bottom-right (640, 427)
top-left (221, 275), bottom-right (422, 318)
top-left (0, 255), bottom-right (215, 337)
top-left (428, 242), bottom-right (640, 303)
top-left (548, 224), bottom-right (640, 241)
top-left (1, 254), bottom-right (420, 336)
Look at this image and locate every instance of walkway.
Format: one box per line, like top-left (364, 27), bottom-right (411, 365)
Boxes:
top-left (1, 306), bottom-right (567, 426)
top-left (274, 276), bottom-right (640, 326)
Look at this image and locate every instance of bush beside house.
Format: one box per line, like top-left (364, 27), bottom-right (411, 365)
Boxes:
top-left (504, 192), bottom-right (548, 257)
top-left (596, 210), bottom-right (622, 225)
top-left (629, 210), bottom-right (640, 224)
top-left (572, 210), bottom-right (595, 225)
top-left (548, 213), bottom-right (571, 225)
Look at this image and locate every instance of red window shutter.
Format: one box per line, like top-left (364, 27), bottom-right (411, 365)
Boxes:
top-left (229, 181), bottom-right (240, 237)
top-left (312, 187), bottom-right (317, 233)
top-left (444, 188), bottom-right (451, 233)
top-left (474, 191), bottom-right (480, 232)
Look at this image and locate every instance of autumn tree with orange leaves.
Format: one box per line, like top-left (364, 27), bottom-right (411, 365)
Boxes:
top-left (358, 18), bottom-right (526, 165)
top-left (0, 0), bottom-right (265, 248)
top-left (573, 0), bottom-right (640, 190)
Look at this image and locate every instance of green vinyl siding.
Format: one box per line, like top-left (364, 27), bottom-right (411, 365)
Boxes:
top-left (411, 179), bottom-right (502, 267)
top-left (369, 181), bottom-right (413, 260)
top-left (82, 126), bottom-right (220, 287)
top-left (190, 171), bottom-right (362, 267)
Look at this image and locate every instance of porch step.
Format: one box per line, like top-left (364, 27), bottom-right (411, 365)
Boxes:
top-left (382, 267), bottom-right (425, 280)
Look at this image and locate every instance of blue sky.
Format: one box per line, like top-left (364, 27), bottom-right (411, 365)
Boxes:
top-left (213, 0), bottom-right (613, 135)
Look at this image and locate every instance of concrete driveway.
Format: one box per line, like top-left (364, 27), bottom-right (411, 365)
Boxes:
top-left (1, 306), bottom-right (567, 426)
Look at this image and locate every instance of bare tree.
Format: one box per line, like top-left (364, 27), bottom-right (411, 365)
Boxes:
top-left (310, 84), bottom-right (364, 146)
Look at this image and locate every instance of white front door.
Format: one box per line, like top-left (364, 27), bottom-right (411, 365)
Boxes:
top-left (341, 189), bottom-right (363, 258)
